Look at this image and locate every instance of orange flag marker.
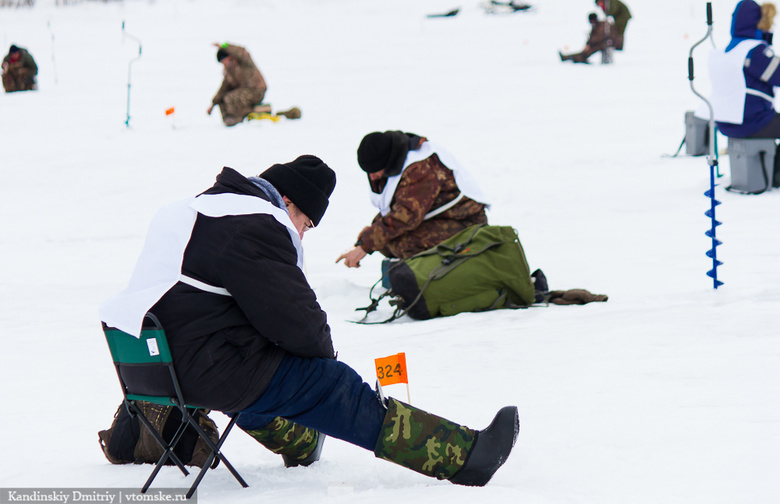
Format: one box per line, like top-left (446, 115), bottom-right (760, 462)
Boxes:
top-left (375, 352), bottom-right (410, 403)
top-left (165, 107), bottom-right (176, 129)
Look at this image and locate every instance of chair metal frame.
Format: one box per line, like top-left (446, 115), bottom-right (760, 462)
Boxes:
top-left (103, 313), bottom-right (248, 499)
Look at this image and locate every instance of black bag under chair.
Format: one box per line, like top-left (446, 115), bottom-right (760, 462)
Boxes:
top-left (102, 313), bottom-right (248, 499)
top-left (98, 401), bottom-right (220, 469)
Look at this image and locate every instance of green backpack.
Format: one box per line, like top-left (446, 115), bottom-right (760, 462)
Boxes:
top-left (360, 224), bottom-right (536, 322)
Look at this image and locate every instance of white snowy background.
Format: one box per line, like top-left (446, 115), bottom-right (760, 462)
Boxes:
top-left (1, 0), bottom-right (778, 502)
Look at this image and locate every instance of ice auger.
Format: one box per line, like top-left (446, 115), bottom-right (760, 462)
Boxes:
top-left (688, 2), bottom-right (723, 289)
top-left (122, 21), bottom-right (142, 128)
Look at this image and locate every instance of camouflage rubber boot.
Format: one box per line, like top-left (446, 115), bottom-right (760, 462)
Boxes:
top-left (244, 417), bottom-right (325, 468)
top-left (448, 406), bottom-right (519, 486)
top-left (374, 398), bottom-right (476, 481)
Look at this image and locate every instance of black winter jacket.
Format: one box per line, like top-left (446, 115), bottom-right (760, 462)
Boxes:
top-left (150, 167), bottom-right (335, 412)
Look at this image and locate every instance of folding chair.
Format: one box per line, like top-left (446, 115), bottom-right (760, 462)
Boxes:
top-left (103, 313), bottom-right (248, 499)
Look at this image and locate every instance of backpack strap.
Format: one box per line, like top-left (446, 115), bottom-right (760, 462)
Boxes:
top-left (410, 223), bottom-right (486, 260)
top-left (352, 289), bottom-right (407, 324)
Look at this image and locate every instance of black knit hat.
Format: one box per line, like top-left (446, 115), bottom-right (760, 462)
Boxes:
top-left (259, 155), bottom-right (336, 227)
top-left (357, 131), bottom-right (412, 176)
top-left (9, 45), bottom-right (19, 54)
top-left (217, 48), bottom-right (228, 62)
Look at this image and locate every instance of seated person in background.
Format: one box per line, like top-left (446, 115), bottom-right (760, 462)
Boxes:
top-left (337, 131), bottom-right (490, 268)
top-left (709, 1), bottom-right (780, 138)
top-left (2, 44), bottom-right (38, 93)
top-left (207, 42), bottom-right (267, 126)
top-left (559, 13), bottom-right (613, 64)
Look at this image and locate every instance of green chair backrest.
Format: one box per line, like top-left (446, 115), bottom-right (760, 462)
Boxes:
top-left (103, 314), bottom-right (179, 403)
top-left (104, 325), bottom-right (173, 365)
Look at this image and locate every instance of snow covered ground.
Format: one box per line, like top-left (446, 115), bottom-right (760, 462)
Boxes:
top-left (1, 0), bottom-right (778, 502)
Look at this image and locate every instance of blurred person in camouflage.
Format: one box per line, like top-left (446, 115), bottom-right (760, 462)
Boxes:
top-left (100, 155), bottom-right (518, 486)
top-left (559, 13), bottom-right (614, 63)
top-left (207, 42), bottom-right (267, 126)
top-left (2, 44), bottom-right (37, 93)
top-left (337, 131), bottom-right (490, 268)
top-left (596, 0), bottom-right (631, 50)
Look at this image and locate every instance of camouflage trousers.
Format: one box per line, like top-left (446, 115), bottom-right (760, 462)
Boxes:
top-left (379, 211), bottom-right (488, 260)
top-left (2, 68), bottom-right (36, 93)
top-left (374, 398), bottom-right (475, 480)
top-left (218, 88), bottom-right (265, 126)
top-left (243, 417), bottom-right (321, 465)
top-left (613, 33), bottom-right (625, 51)
top-left (561, 41), bottom-right (609, 63)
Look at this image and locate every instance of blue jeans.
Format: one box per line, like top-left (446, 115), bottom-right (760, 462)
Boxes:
top-left (235, 354), bottom-right (386, 451)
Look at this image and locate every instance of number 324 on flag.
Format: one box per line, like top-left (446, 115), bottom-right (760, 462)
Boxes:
top-left (374, 352), bottom-right (408, 386)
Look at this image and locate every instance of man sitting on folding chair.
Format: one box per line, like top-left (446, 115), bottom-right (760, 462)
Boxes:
top-left (99, 156), bottom-right (519, 492)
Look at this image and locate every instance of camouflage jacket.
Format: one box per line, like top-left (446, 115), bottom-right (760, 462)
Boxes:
top-left (2, 48), bottom-right (37, 75)
top-left (357, 153), bottom-right (486, 256)
top-left (212, 44), bottom-right (267, 105)
top-left (604, 0), bottom-right (631, 33)
top-left (587, 20), bottom-right (613, 49)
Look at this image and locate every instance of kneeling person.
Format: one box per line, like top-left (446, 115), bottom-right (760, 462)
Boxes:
top-left (207, 42), bottom-right (267, 126)
top-left (338, 131), bottom-right (490, 268)
top-left (2, 45), bottom-right (37, 93)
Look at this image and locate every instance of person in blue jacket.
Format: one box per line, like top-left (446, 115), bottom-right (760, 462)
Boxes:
top-left (709, 1), bottom-right (779, 138)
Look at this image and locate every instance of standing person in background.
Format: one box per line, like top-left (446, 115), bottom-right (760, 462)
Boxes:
top-left (596, 0), bottom-right (631, 50)
top-left (2, 45), bottom-right (37, 93)
top-left (207, 42), bottom-right (267, 126)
